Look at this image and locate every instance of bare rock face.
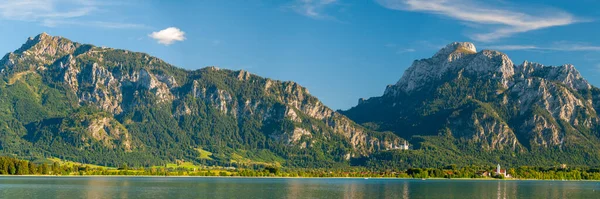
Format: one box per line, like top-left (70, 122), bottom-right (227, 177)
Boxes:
top-left (60, 55), bottom-right (80, 92)
top-left (434, 42), bottom-right (477, 58)
top-left (237, 70), bottom-right (251, 81)
top-left (449, 107), bottom-right (520, 151)
top-left (466, 50), bottom-right (514, 87)
top-left (137, 69), bottom-right (174, 103)
top-left (192, 80), bottom-right (236, 115)
top-left (86, 117), bottom-right (133, 151)
top-left (389, 42), bottom-right (514, 95)
top-left (287, 127), bottom-right (312, 146)
top-left (280, 82), bottom-right (333, 120)
top-left (18, 33), bottom-right (78, 59)
top-left (519, 114), bottom-right (563, 148)
top-left (285, 108), bottom-right (302, 123)
top-left (517, 61), bottom-right (591, 90)
top-left (512, 78), bottom-right (595, 127)
top-left (79, 63), bottom-right (123, 114)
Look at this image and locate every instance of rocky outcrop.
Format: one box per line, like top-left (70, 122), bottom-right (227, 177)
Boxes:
top-left (86, 117), bottom-right (133, 151)
top-left (16, 32), bottom-right (78, 61)
top-left (517, 61), bottom-right (591, 90)
top-left (448, 105), bottom-right (520, 151)
top-left (519, 113), bottom-right (562, 148)
top-left (192, 80), bottom-right (237, 115)
top-left (137, 69), bottom-right (174, 103)
top-left (237, 70), bottom-right (251, 81)
top-left (79, 63), bottom-right (123, 114)
top-left (512, 78), bottom-right (595, 127)
top-left (389, 42), bottom-right (515, 95)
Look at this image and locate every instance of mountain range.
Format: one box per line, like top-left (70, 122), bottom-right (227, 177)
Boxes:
top-left (0, 34), bottom-right (598, 169)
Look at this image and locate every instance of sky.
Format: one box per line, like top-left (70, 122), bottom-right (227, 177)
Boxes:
top-left (1, 0), bottom-right (600, 110)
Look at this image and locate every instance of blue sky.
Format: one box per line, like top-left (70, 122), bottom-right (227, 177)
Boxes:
top-left (1, 0), bottom-right (600, 110)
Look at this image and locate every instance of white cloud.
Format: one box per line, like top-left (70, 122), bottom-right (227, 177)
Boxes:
top-left (149, 27), bottom-right (186, 45)
top-left (0, 0), bottom-right (92, 21)
top-left (483, 45), bottom-right (539, 51)
top-left (396, 48), bottom-right (415, 54)
top-left (0, 0), bottom-right (145, 28)
top-left (557, 45), bottom-right (600, 51)
top-left (385, 43), bottom-right (416, 54)
top-left (42, 19), bottom-right (147, 29)
top-left (376, 0), bottom-right (581, 42)
top-left (485, 43), bottom-right (600, 52)
top-left (290, 0), bottom-right (338, 19)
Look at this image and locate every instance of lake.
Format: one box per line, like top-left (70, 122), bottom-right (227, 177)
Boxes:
top-left (0, 177), bottom-right (599, 198)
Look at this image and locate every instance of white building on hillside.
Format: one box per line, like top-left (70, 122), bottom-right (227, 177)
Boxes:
top-left (391, 141), bottom-right (410, 150)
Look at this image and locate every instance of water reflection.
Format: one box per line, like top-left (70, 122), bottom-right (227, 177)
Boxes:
top-left (496, 181), bottom-right (505, 199)
top-left (85, 178), bottom-right (113, 199)
top-left (0, 177), bottom-right (598, 199)
top-left (402, 181), bottom-right (409, 199)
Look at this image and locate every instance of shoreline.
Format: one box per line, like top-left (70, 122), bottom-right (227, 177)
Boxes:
top-left (1, 175), bottom-right (598, 182)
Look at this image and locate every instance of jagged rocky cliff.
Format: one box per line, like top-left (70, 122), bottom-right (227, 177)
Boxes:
top-left (0, 33), bottom-right (401, 167)
top-left (343, 42), bottom-right (600, 164)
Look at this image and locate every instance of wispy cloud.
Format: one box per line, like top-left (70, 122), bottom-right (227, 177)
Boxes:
top-left (289, 0), bottom-right (338, 19)
top-left (483, 45), bottom-right (539, 51)
top-left (42, 19), bottom-right (147, 29)
top-left (0, 0), bottom-right (145, 29)
top-left (396, 48), bottom-right (416, 54)
top-left (0, 0), bottom-right (92, 21)
top-left (149, 27), bottom-right (186, 45)
top-left (385, 43), bottom-right (417, 54)
top-left (375, 0), bottom-right (582, 42)
top-left (485, 42), bottom-right (600, 52)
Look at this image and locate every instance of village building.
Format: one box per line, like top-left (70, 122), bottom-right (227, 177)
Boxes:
top-left (495, 164), bottom-right (511, 178)
top-left (391, 141), bottom-right (410, 150)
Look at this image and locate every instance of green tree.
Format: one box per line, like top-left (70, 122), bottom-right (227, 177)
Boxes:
top-left (41, 164), bottom-right (49, 175)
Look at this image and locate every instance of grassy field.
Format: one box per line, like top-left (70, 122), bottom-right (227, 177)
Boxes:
top-left (46, 157), bottom-right (115, 169)
top-left (195, 147), bottom-right (213, 160)
top-left (8, 71), bottom-right (36, 85)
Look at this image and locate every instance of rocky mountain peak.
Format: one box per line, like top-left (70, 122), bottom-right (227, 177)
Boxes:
top-left (434, 42), bottom-right (477, 59)
top-left (14, 32), bottom-right (78, 60)
top-left (516, 61), bottom-right (590, 90)
top-left (433, 42), bottom-right (477, 62)
top-left (386, 42), bottom-right (518, 95)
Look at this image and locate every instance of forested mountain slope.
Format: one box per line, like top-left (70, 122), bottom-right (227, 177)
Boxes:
top-left (0, 33), bottom-right (402, 168)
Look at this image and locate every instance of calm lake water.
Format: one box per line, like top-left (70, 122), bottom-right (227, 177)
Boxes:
top-left (0, 177), bottom-right (599, 199)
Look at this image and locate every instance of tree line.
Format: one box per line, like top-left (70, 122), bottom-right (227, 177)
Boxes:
top-left (3, 156), bottom-right (600, 180)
